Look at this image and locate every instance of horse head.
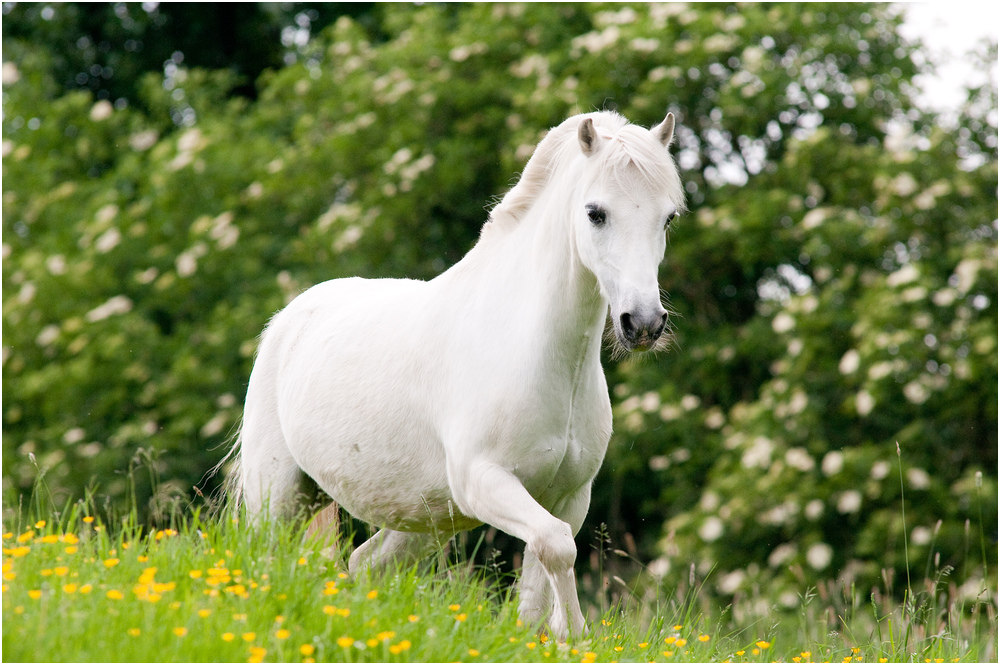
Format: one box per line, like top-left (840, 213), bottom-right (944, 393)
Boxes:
top-left (572, 112), bottom-right (684, 352)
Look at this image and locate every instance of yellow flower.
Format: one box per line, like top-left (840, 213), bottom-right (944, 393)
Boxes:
top-left (16, 531), bottom-right (35, 543)
top-left (449, 604), bottom-right (461, 611)
top-left (699, 634), bottom-right (711, 642)
top-left (107, 590), bottom-right (124, 600)
top-left (801, 653), bottom-right (812, 659)
top-left (173, 627), bottom-right (188, 637)
top-left (248, 646), bottom-right (267, 662)
top-left (852, 648), bottom-right (861, 655)
top-left (63, 583), bottom-right (77, 594)
top-left (469, 649), bottom-right (480, 657)
top-left (582, 651), bottom-right (597, 663)
top-left (222, 633), bottom-right (236, 642)
top-left (673, 624), bottom-right (683, 630)
top-left (297, 557), bottom-right (307, 566)
top-left (103, 558), bottom-right (120, 568)
top-left (663, 651), bottom-right (674, 658)
top-left (878, 660), bottom-right (888, 663)
top-left (676, 638), bottom-right (688, 647)
top-left (366, 639), bottom-right (379, 648)
top-left (35, 520), bottom-right (46, 529)
top-left (639, 642), bottom-right (649, 648)
top-left (79, 584), bottom-right (93, 594)
top-left (337, 636), bottom-right (354, 648)
top-left (198, 609), bottom-right (212, 618)
top-left (242, 632), bottom-right (256, 642)
top-left (300, 644), bottom-right (315, 656)
top-left (83, 516), bottom-right (94, 524)
top-left (54, 566), bottom-right (69, 577)
top-left (665, 637), bottom-right (677, 645)
top-left (28, 589), bottom-right (42, 599)
top-left (455, 613), bottom-right (467, 622)
top-left (408, 614), bottom-right (420, 622)
top-left (128, 628), bottom-right (141, 637)
top-left (794, 658), bottom-right (802, 663)
top-left (527, 642), bottom-right (537, 649)
top-left (367, 589), bottom-right (378, 599)
top-left (736, 651), bottom-right (745, 656)
top-left (756, 641), bottom-right (771, 649)
top-left (614, 646), bottom-right (623, 652)
top-left (376, 631), bottom-right (396, 641)
top-left (137, 556), bottom-right (149, 562)
top-left (275, 629), bottom-right (291, 640)
top-left (64, 546), bottom-right (78, 554)
top-left (4, 546), bottom-right (30, 558)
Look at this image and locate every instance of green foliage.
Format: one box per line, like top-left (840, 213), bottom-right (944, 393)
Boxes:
top-left (3, 1), bottom-right (996, 614)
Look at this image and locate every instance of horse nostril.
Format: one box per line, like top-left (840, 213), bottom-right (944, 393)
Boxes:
top-left (619, 312), bottom-right (635, 340)
top-left (653, 311), bottom-right (668, 338)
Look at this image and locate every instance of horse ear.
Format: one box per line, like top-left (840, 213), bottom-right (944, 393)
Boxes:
top-left (578, 117), bottom-right (604, 156)
top-left (653, 112), bottom-right (675, 147)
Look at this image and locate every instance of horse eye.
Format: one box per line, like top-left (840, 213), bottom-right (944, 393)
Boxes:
top-left (586, 205), bottom-right (607, 226)
top-left (664, 212), bottom-right (678, 228)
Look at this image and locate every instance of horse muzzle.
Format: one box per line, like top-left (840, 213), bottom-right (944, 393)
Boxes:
top-left (616, 308), bottom-right (668, 351)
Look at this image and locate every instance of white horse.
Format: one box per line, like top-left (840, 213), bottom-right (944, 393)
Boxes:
top-left (232, 110), bottom-right (684, 639)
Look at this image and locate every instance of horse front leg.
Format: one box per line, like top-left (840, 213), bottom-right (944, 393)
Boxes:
top-left (448, 459), bottom-right (586, 641)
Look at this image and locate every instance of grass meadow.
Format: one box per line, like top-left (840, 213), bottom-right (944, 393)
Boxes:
top-left (3, 503), bottom-right (995, 664)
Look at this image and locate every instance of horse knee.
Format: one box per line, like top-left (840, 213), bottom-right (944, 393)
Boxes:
top-left (527, 519), bottom-right (577, 574)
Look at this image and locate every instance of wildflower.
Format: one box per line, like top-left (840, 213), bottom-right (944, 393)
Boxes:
top-left (614, 646), bottom-right (623, 652)
top-left (367, 589), bottom-right (378, 599)
top-left (639, 642), bottom-right (649, 648)
top-left (663, 651), bottom-right (674, 657)
top-left (28, 589), bottom-right (42, 599)
top-left (673, 624), bottom-right (683, 630)
top-left (366, 639), bottom-right (379, 648)
top-left (65, 546), bottom-right (78, 554)
top-left (455, 613), bottom-right (467, 622)
top-left (469, 649), bottom-right (480, 657)
top-left (794, 658), bottom-right (802, 663)
top-left (63, 583), bottom-right (77, 594)
top-left (173, 627), bottom-right (188, 637)
top-left (449, 604), bottom-right (461, 611)
top-left (736, 651), bottom-right (745, 656)
top-left (276, 629), bottom-right (291, 640)
top-left (222, 633), bottom-right (236, 642)
top-left (300, 644), bottom-right (315, 656)
top-left (138, 556), bottom-right (149, 563)
top-left (41, 535), bottom-right (60, 544)
top-left (79, 584), bottom-right (93, 594)
top-left (878, 660), bottom-right (888, 663)
top-left (104, 558), bottom-right (120, 568)
top-left (54, 566), bottom-right (69, 577)
top-left (128, 628), bottom-right (141, 637)
top-left (408, 614), bottom-right (420, 622)
top-left (801, 653), bottom-right (811, 659)
top-left (107, 590), bottom-right (124, 600)
top-left (852, 648), bottom-right (861, 655)
top-left (337, 636), bottom-right (354, 648)
top-left (198, 609), bottom-right (212, 618)
top-left (248, 646), bottom-right (267, 662)
top-left (376, 631), bottom-right (396, 641)
top-left (676, 638), bottom-right (688, 647)
top-left (297, 557), bottom-right (308, 566)
top-left (275, 615), bottom-right (284, 624)
top-left (665, 637), bottom-right (677, 645)
top-left (527, 642), bottom-right (537, 649)
top-left (35, 520), bottom-right (46, 529)
top-left (83, 516), bottom-right (94, 524)
top-left (4, 546), bottom-right (30, 557)
top-left (242, 632), bottom-right (256, 642)
top-left (699, 634), bottom-right (711, 642)
top-left (582, 651), bottom-right (597, 663)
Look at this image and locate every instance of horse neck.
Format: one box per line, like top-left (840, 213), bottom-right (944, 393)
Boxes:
top-left (498, 183), bottom-right (607, 363)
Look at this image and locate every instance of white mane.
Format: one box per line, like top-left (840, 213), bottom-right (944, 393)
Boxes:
top-left (483, 111), bottom-right (684, 237)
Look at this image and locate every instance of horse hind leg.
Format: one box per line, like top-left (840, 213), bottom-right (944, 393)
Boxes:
top-left (348, 530), bottom-right (438, 577)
